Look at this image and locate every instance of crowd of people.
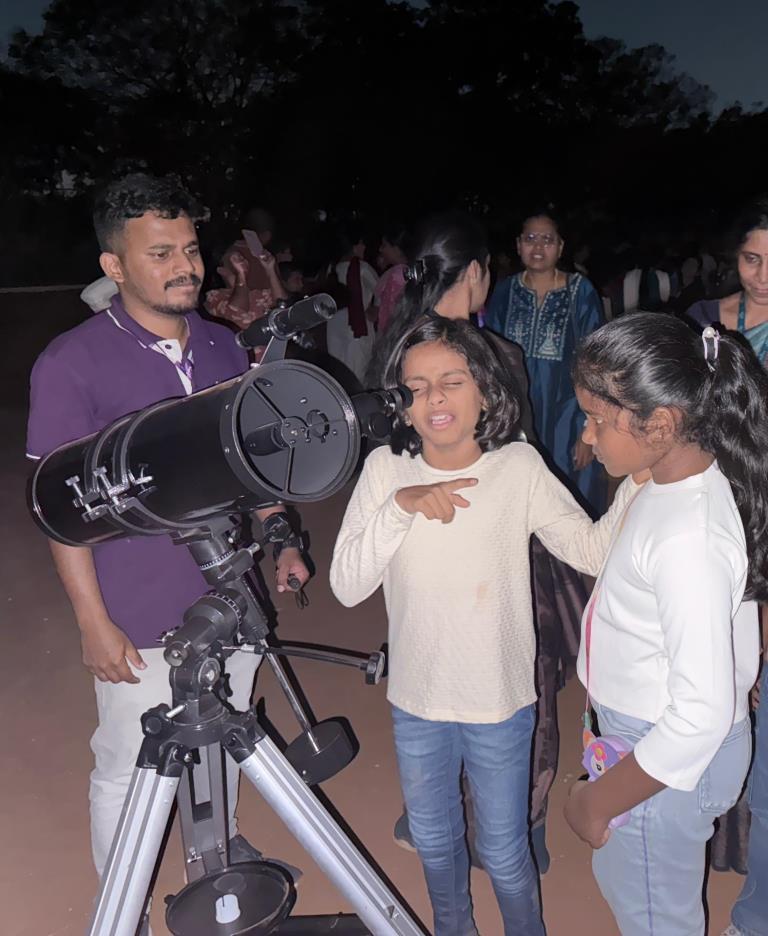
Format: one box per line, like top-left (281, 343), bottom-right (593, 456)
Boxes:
top-left (28, 171), bottom-right (768, 936)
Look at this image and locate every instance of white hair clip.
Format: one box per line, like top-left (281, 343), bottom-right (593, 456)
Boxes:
top-left (702, 325), bottom-right (720, 372)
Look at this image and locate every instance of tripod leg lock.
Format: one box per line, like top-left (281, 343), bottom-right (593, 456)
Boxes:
top-left (221, 711), bottom-right (265, 763)
top-left (136, 706), bottom-right (191, 777)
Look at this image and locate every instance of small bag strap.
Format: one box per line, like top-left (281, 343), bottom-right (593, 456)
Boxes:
top-left (583, 489), bottom-right (642, 736)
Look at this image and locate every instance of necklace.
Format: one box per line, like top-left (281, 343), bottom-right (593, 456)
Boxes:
top-left (522, 269), bottom-right (561, 293)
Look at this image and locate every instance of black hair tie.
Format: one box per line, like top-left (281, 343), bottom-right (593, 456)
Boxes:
top-left (404, 258), bottom-right (427, 285)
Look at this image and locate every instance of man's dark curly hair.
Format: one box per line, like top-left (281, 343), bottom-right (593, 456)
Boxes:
top-left (93, 172), bottom-right (206, 252)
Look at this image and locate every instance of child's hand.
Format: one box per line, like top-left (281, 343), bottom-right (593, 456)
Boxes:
top-left (395, 478), bottom-right (478, 523)
top-left (564, 779), bottom-right (611, 849)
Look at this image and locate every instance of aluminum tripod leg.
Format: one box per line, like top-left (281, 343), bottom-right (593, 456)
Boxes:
top-left (89, 766), bottom-right (180, 936)
top-left (235, 735), bottom-right (425, 936)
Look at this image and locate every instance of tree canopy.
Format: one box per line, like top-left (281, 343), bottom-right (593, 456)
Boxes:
top-left (1, 0), bottom-right (763, 283)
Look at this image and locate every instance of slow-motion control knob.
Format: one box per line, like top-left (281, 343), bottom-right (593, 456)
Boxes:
top-left (365, 650), bottom-right (386, 685)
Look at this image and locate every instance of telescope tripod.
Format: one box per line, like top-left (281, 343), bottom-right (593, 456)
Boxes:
top-left (89, 518), bottom-right (424, 936)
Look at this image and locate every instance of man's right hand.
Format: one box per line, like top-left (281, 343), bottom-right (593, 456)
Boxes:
top-left (47, 540), bottom-right (146, 685)
top-left (80, 617), bottom-right (147, 684)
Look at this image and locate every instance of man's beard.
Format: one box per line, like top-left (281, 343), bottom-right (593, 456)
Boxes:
top-left (151, 275), bottom-right (201, 317)
top-left (150, 301), bottom-right (198, 317)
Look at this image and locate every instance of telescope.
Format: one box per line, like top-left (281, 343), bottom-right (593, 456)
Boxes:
top-left (28, 301), bottom-right (410, 547)
top-left (26, 295), bottom-right (425, 936)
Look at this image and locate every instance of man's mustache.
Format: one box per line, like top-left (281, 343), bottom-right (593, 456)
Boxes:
top-left (165, 274), bottom-right (201, 289)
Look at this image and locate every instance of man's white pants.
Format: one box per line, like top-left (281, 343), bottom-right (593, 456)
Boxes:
top-left (89, 647), bottom-right (261, 876)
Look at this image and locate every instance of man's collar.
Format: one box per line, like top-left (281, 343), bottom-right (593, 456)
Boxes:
top-left (107, 294), bottom-right (198, 350)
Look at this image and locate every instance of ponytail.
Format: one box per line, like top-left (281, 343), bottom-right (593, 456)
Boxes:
top-left (366, 213), bottom-right (488, 386)
top-left (700, 332), bottom-right (768, 599)
top-left (573, 312), bottom-right (768, 600)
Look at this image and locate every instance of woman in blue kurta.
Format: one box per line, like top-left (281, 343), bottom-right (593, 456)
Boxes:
top-left (485, 213), bottom-right (606, 513)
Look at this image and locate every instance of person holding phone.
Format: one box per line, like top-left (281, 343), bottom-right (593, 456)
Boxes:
top-left (205, 207), bottom-right (287, 330)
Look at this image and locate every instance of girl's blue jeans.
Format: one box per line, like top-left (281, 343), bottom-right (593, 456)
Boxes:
top-left (732, 665), bottom-right (768, 936)
top-left (592, 702), bottom-right (752, 936)
top-left (391, 703), bottom-right (545, 936)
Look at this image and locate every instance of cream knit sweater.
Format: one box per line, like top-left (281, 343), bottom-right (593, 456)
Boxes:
top-left (331, 443), bottom-right (638, 723)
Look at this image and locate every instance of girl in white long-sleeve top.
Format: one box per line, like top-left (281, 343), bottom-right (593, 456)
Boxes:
top-left (563, 313), bottom-right (765, 936)
top-left (330, 316), bottom-right (641, 936)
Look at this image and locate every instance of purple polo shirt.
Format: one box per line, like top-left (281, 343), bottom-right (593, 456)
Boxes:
top-left (27, 296), bottom-right (249, 649)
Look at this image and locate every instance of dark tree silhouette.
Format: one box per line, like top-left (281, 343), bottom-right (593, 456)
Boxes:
top-left (1, 0), bottom-right (765, 284)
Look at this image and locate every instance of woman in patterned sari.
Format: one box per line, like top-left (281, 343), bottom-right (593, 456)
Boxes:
top-left (485, 213), bottom-right (606, 514)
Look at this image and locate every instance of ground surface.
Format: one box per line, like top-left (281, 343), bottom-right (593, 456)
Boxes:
top-left (1, 290), bottom-right (742, 934)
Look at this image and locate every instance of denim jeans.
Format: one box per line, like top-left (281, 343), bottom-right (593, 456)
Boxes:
top-left (391, 704), bottom-right (545, 936)
top-left (732, 665), bottom-right (768, 936)
top-left (592, 703), bottom-right (752, 936)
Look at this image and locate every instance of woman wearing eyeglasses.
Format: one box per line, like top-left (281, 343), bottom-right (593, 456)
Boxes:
top-left (485, 212), bottom-right (606, 513)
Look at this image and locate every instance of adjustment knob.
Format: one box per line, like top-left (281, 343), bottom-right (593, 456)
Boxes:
top-left (365, 651), bottom-right (386, 685)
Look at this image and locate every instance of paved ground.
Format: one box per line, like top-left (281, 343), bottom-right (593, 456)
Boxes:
top-left (1, 291), bottom-right (742, 934)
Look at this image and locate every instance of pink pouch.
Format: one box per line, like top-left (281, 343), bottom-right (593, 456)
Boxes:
top-left (582, 731), bottom-right (632, 829)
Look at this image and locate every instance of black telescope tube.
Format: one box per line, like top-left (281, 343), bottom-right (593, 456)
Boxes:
top-left (236, 293), bottom-right (336, 349)
top-left (27, 362), bottom-right (414, 548)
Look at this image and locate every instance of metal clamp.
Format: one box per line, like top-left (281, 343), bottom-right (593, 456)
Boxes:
top-left (93, 466), bottom-right (131, 505)
top-left (65, 474), bottom-right (110, 521)
top-left (128, 464), bottom-right (155, 488)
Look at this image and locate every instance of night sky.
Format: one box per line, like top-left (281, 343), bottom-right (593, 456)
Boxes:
top-left (576, 0), bottom-right (768, 109)
top-left (2, 0), bottom-right (765, 110)
top-left (0, 0), bottom-right (45, 46)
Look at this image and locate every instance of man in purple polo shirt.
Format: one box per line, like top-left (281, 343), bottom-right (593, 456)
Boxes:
top-left (27, 173), bottom-right (309, 886)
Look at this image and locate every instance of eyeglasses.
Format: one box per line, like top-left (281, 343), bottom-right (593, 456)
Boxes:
top-left (521, 232), bottom-right (558, 246)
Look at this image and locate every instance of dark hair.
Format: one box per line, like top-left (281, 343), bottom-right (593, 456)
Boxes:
top-left (338, 223), bottom-right (367, 260)
top-left (243, 207), bottom-right (275, 236)
top-left (383, 316), bottom-right (521, 457)
top-left (380, 225), bottom-right (413, 257)
top-left (573, 312), bottom-right (768, 601)
top-left (279, 260), bottom-right (303, 279)
top-left (520, 210), bottom-right (563, 240)
top-left (368, 212), bottom-right (488, 385)
top-left (93, 173), bottom-right (206, 252)
top-left (729, 198), bottom-right (768, 258)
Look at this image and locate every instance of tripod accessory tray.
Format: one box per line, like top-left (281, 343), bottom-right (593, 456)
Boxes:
top-left (165, 860), bottom-right (295, 936)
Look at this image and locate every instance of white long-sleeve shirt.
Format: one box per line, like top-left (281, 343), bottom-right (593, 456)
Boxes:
top-left (330, 442), bottom-right (638, 724)
top-left (578, 462), bottom-right (759, 791)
